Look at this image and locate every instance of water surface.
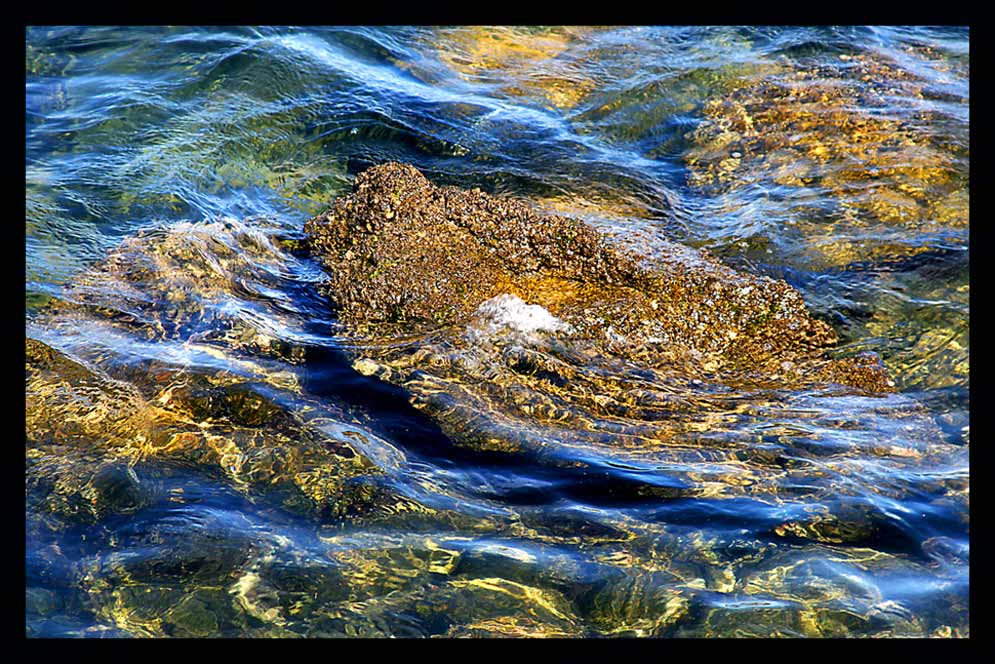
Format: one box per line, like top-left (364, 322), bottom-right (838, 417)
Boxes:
top-left (25, 26), bottom-right (968, 637)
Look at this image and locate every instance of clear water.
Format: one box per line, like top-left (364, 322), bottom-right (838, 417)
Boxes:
top-left (26, 26), bottom-right (968, 637)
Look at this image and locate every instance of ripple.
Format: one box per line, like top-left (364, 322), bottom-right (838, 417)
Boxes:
top-left (25, 25), bottom-right (968, 638)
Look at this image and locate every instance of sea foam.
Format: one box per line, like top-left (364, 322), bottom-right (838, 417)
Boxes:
top-left (469, 293), bottom-right (573, 340)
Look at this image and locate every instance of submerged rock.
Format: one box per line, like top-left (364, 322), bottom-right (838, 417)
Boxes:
top-left (684, 51), bottom-right (968, 269)
top-left (428, 26), bottom-right (597, 111)
top-left (25, 337), bottom-right (382, 522)
top-left (25, 159), bottom-right (957, 637)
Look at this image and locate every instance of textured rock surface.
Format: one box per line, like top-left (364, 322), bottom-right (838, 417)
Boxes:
top-left (305, 162), bottom-right (891, 391)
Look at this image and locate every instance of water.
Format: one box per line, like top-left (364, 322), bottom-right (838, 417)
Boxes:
top-left (25, 26), bottom-right (968, 637)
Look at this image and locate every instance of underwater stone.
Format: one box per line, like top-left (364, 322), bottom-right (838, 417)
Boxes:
top-left (684, 52), bottom-right (968, 269)
top-left (25, 338), bottom-right (382, 520)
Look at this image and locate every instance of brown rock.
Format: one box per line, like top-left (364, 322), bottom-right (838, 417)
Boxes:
top-left (305, 162), bottom-right (891, 391)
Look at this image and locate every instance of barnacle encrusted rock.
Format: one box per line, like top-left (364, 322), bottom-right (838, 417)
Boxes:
top-left (305, 162), bottom-right (890, 391)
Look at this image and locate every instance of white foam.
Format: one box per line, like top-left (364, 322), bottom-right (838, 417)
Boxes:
top-left (470, 294), bottom-right (573, 339)
top-left (230, 564), bottom-right (285, 626)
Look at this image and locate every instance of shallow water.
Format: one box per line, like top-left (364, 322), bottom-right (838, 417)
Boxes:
top-left (25, 26), bottom-right (968, 637)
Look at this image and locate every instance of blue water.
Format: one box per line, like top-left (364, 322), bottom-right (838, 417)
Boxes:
top-left (26, 26), bottom-right (968, 637)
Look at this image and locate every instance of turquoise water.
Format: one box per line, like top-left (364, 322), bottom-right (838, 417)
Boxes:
top-left (26, 26), bottom-right (968, 637)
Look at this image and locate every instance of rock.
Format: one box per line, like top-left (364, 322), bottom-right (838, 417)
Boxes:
top-left (305, 162), bottom-right (893, 392)
top-left (684, 51), bottom-right (968, 269)
top-left (299, 164), bottom-right (931, 499)
top-left (25, 338), bottom-right (381, 520)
